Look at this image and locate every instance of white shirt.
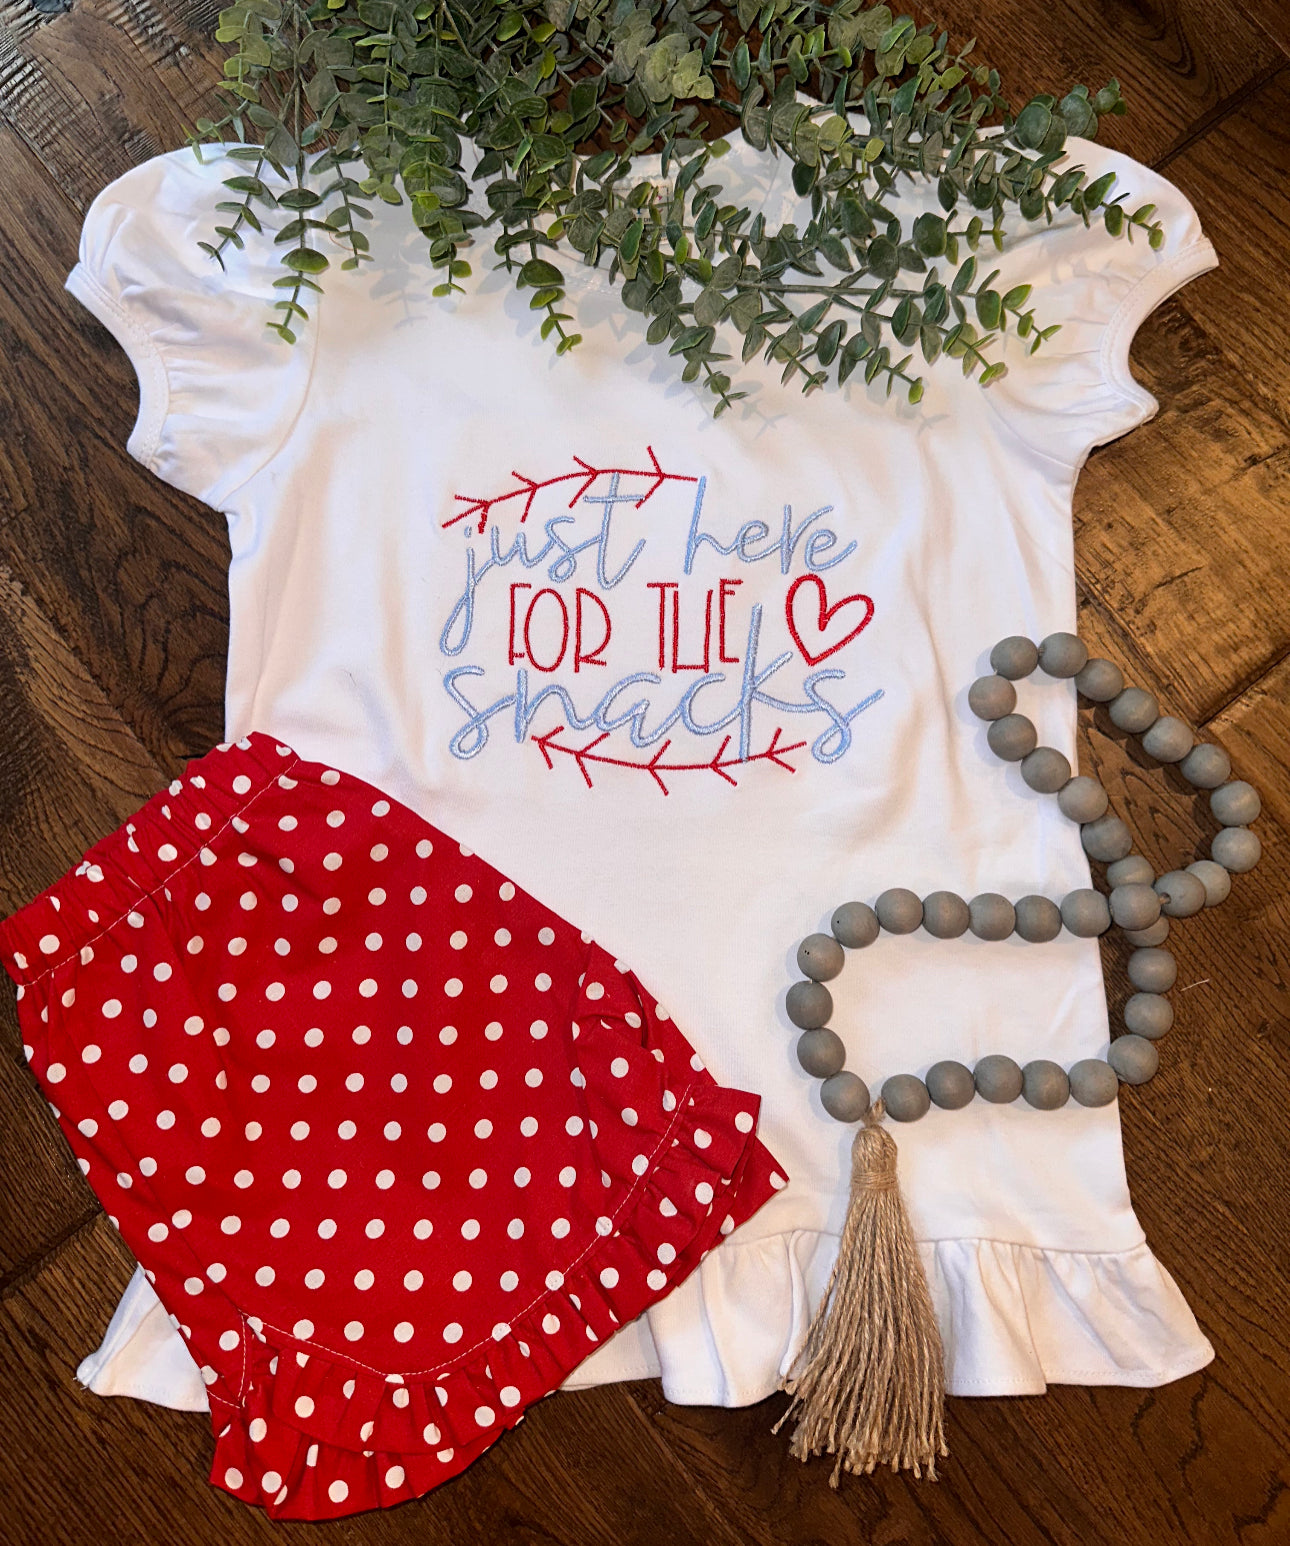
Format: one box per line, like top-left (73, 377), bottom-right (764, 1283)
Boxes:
top-left (66, 120), bottom-right (1217, 1412)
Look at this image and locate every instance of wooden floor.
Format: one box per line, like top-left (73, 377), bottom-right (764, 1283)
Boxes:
top-left (1, 2), bottom-right (1288, 1542)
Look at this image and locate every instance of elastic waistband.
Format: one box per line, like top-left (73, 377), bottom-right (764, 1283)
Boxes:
top-left (0, 735), bottom-right (300, 987)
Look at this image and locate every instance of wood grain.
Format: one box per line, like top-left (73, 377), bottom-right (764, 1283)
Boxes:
top-left (0, 2), bottom-right (1287, 1544)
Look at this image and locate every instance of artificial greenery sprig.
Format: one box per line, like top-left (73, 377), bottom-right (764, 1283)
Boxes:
top-left (191, 0), bottom-right (1164, 415)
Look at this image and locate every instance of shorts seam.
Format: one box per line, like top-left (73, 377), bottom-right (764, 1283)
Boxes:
top-left (251, 1076), bottom-right (702, 1383)
top-left (15, 750), bottom-right (303, 987)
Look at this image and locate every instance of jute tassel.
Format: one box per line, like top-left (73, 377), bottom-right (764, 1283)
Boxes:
top-left (774, 1101), bottom-right (948, 1485)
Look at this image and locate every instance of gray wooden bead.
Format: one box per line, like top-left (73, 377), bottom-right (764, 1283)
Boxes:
top-left (1013, 894), bottom-right (1062, 942)
top-left (1068, 1058), bottom-right (1119, 1107)
top-left (1108, 883), bottom-right (1161, 931)
top-left (797, 932), bottom-right (845, 982)
top-left (987, 713), bottom-right (1038, 762)
top-left (922, 891), bottom-right (970, 939)
top-left (969, 893), bottom-right (1016, 941)
top-left (1141, 715), bottom-right (1194, 764)
top-left (1021, 746), bottom-right (1072, 793)
top-left (1209, 780), bottom-right (1261, 827)
top-left (831, 901), bottom-right (880, 949)
top-left (974, 1054), bottom-right (1023, 1103)
top-left (1080, 814), bottom-right (1133, 863)
top-left (820, 1070), bottom-right (871, 1123)
top-left (1057, 776), bottom-right (1109, 823)
top-left (1022, 1059), bottom-right (1070, 1110)
top-left (926, 1060), bottom-right (976, 1110)
top-left (1108, 687), bottom-right (1159, 734)
top-left (1179, 742), bottom-right (1231, 790)
top-left (786, 980), bottom-right (833, 1029)
top-left (1123, 916), bottom-right (1170, 948)
top-left (990, 635), bottom-right (1039, 680)
top-left (1107, 1034), bottom-right (1159, 1085)
top-left (1037, 631), bottom-right (1088, 679)
top-left (968, 674), bottom-right (1017, 721)
top-left (1124, 993), bottom-right (1174, 1039)
top-left (1154, 869), bottom-right (1207, 918)
top-left (797, 1028), bottom-right (847, 1079)
top-left (1061, 889), bottom-right (1111, 937)
top-left (1074, 657), bottom-right (1124, 702)
top-left (876, 888), bottom-right (923, 934)
top-left (1211, 826), bottom-right (1261, 874)
top-left (1106, 855), bottom-right (1155, 888)
top-left (1186, 860), bottom-right (1231, 908)
top-left (882, 1073), bottom-right (932, 1123)
top-left (1127, 948), bottom-right (1177, 993)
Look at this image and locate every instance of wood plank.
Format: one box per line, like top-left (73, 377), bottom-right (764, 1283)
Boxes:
top-left (1207, 650), bottom-right (1290, 834)
top-left (1162, 69), bottom-right (1290, 413)
top-left (919, 0), bottom-right (1282, 165)
top-left (0, 126), bottom-right (230, 776)
top-left (1072, 297), bottom-right (1290, 723)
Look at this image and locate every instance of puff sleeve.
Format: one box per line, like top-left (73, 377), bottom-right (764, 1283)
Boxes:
top-left (65, 148), bottom-right (319, 509)
top-left (983, 136), bottom-right (1218, 470)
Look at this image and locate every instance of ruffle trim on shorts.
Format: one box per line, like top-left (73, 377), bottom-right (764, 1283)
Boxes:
top-left (209, 1079), bottom-right (779, 1518)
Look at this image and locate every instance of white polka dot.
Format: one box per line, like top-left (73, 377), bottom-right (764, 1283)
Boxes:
top-left (770, 1171), bottom-right (787, 1190)
top-left (404, 1269), bottom-right (424, 1290)
top-left (224, 1466), bottom-right (244, 1489)
top-left (522, 1068), bottom-right (540, 1088)
top-left (474, 1405), bottom-right (496, 1428)
top-left (128, 1053), bottom-right (147, 1074)
top-left (116, 1171), bottom-right (132, 1189)
top-left (80, 1043), bottom-right (101, 1065)
top-left (185, 1166), bottom-right (206, 1185)
top-left (565, 1115), bottom-right (585, 1137)
top-left (542, 1313), bottom-right (560, 1334)
top-left (545, 1270), bottom-right (565, 1291)
top-left (385, 1465), bottom-right (405, 1488)
top-left (621, 1107), bottom-right (638, 1126)
top-left (323, 853), bottom-right (342, 871)
top-left (368, 887), bottom-right (386, 906)
top-left (433, 1073), bottom-right (452, 1095)
top-left (101, 998), bottom-right (122, 1019)
top-left (318, 1218), bottom-right (338, 1238)
top-left (326, 809), bottom-right (345, 828)
top-left (344, 1321), bottom-right (364, 1340)
top-left (695, 1181), bottom-right (715, 1205)
top-left (550, 1217), bottom-right (571, 1239)
top-left (152, 962), bottom-right (173, 983)
top-left (184, 1277), bottom-right (204, 1296)
top-left (293, 1395), bottom-right (315, 1419)
top-left (345, 1075), bottom-right (363, 1093)
top-left (298, 1074), bottom-right (317, 1094)
top-left (250, 1074), bottom-right (269, 1093)
top-left (442, 1323), bottom-right (463, 1343)
top-left (304, 1268), bottom-right (325, 1289)
top-left (38, 933), bottom-right (60, 955)
top-left (405, 933), bottom-right (422, 951)
top-left (657, 1243), bottom-right (677, 1264)
top-left (107, 1099), bottom-right (128, 1120)
top-left (514, 1167), bottom-right (531, 1188)
top-left (147, 1222), bottom-right (168, 1242)
top-left (46, 1063), bottom-right (65, 1084)
top-left (207, 1263), bottom-right (227, 1283)
top-left (156, 1109), bottom-right (178, 1131)
top-left (647, 1268), bottom-right (667, 1291)
top-left (469, 1168), bottom-right (488, 1189)
top-left (735, 1110), bottom-right (755, 1134)
top-left (428, 1122), bottom-right (446, 1143)
top-left (375, 1168), bottom-right (395, 1189)
top-left (261, 1470), bottom-right (282, 1493)
top-left (326, 1169), bottom-right (347, 1188)
top-left (77, 1117), bottom-right (99, 1138)
top-left (694, 1128), bottom-right (712, 1149)
top-left (453, 1270), bottom-right (472, 1292)
top-left (359, 978), bottom-right (378, 998)
top-left (585, 982), bottom-right (605, 1001)
top-left (402, 979), bottom-right (419, 998)
top-left (420, 1173), bottom-right (440, 1193)
top-left (354, 1269), bottom-right (375, 1290)
top-left (320, 769), bottom-right (340, 786)
top-left (271, 1218), bottom-right (291, 1237)
top-left (414, 1217), bottom-right (434, 1236)
top-left (372, 800), bottom-right (391, 817)
top-left (221, 1215), bottom-right (241, 1234)
top-left (559, 1166), bottom-right (576, 1187)
top-left (248, 1417), bottom-right (267, 1442)
top-left (537, 927), bottom-right (555, 946)
top-left (416, 838), bottom-right (432, 858)
top-left (365, 932), bottom-right (383, 951)
top-left (392, 1389), bottom-right (410, 1409)
top-left (234, 1169), bottom-right (254, 1188)
top-left (535, 973), bottom-right (552, 991)
top-left (599, 1267), bottom-right (619, 1289)
top-left (391, 1072), bottom-right (408, 1092)
top-left (256, 1029), bottom-right (276, 1050)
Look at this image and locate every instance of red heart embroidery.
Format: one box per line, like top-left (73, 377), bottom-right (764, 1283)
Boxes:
top-left (785, 575), bottom-right (875, 666)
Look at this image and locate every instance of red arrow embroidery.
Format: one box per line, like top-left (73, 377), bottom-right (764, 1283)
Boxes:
top-left (444, 446), bottom-right (700, 535)
top-left (533, 725), bottom-right (807, 795)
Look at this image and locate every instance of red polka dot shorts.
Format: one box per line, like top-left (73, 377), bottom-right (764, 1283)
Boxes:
top-left (0, 733), bottom-right (785, 1519)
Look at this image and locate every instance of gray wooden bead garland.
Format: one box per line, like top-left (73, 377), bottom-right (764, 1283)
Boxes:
top-left (785, 631), bottom-right (1263, 1128)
